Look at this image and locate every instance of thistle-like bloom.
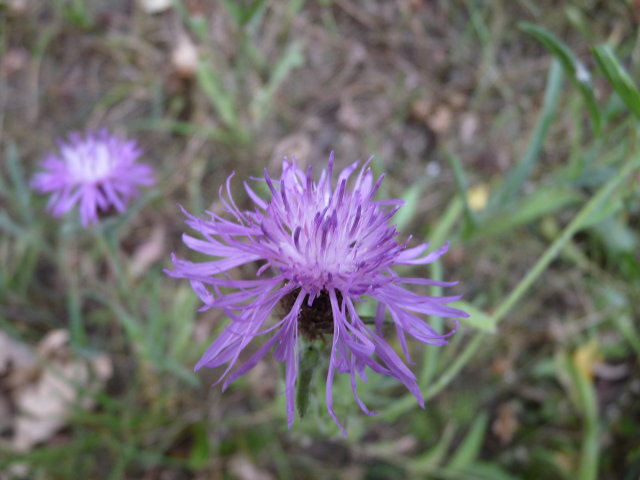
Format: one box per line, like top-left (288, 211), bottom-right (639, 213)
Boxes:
top-left (167, 155), bottom-right (467, 433)
top-left (31, 130), bottom-right (154, 226)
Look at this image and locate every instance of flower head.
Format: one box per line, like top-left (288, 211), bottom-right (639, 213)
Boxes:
top-left (167, 155), bottom-right (467, 433)
top-left (31, 130), bottom-right (155, 226)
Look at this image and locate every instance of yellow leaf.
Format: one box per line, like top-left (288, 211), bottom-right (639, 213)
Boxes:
top-left (467, 184), bottom-right (489, 212)
top-left (572, 339), bottom-right (601, 380)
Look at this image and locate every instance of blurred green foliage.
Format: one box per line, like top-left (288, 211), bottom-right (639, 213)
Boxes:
top-left (1, 1), bottom-right (640, 479)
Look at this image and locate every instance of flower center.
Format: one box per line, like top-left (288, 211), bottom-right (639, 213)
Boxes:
top-left (279, 288), bottom-right (338, 341)
top-left (66, 142), bottom-right (114, 183)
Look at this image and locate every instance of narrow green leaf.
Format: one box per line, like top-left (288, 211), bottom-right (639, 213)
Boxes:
top-left (221, 0), bottom-right (267, 27)
top-left (196, 62), bottom-right (239, 130)
top-left (452, 301), bottom-right (495, 332)
top-left (296, 343), bottom-right (320, 419)
top-left (415, 154), bottom-right (640, 425)
top-left (480, 187), bottom-right (582, 239)
top-left (427, 196), bottom-right (463, 249)
top-left (575, 189), bottom-right (623, 229)
top-left (394, 181), bottom-right (423, 232)
top-left (221, 0), bottom-right (243, 25)
top-left (240, 0), bottom-right (268, 27)
top-left (449, 462), bottom-right (522, 480)
top-left (593, 44), bottom-right (640, 118)
top-left (559, 347), bottom-right (599, 480)
top-left (168, 286), bottom-right (200, 359)
top-left (0, 211), bottom-right (25, 237)
top-left (188, 423), bottom-right (211, 469)
top-left (519, 22), bottom-right (601, 133)
top-left (100, 189), bottom-right (159, 234)
top-left (251, 41), bottom-right (304, 124)
top-left (490, 59), bottom-right (563, 206)
top-left (447, 413), bottom-right (489, 469)
top-left (409, 423), bottom-right (457, 471)
top-left (445, 151), bottom-right (476, 227)
top-left (6, 143), bottom-right (33, 224)
top-left (613, 314), bottom-right (640, 357)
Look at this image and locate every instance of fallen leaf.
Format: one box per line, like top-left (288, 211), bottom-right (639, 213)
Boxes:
top-left (6, 0), bottom-right (28, 14)
top-left (429, 105), bottom-right (453, 134)
top-left (172, 34), bottom-right (199, 79)
top-left (492, 403), bottom-right (519, 445)
top-left (0, 330), bottom-right (112, 452)
top-left (573, 338), bottom-right (601, 381)
top-left (129, 224), bottom-right (167, 279)
top-left (0, 330), bottom-right (38, 389)
top-left (0, 331), bottom-right (37, 375)
top-left (138, 0), bottom-right (172, 14)
top-left (459, 112), bottom-right (479, 144)
top-left (229, 454), bottom-right (274, 480)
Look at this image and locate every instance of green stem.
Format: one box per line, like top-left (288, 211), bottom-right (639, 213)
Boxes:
top-left (419, 196), bottom-right (463, 387)
top-left (94, 228), bottom-right (128, 300)
top-left (492, 154), bottom-right (639, 326)
top-left (59, 225), bottom-right (86, 346)
top-left (429, 153), bottom-right (640, 398)
top-left (419, 260), bottom-right (443, 388)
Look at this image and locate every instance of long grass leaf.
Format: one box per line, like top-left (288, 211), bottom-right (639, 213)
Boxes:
top-left (593, 44), bottom-right (640, 118)
top-left (490, 59), bottom-right (563, 206)
top-left (446, 413), bottom-right (489, 469)
top-left (520, 22), bottom-right (601, 133)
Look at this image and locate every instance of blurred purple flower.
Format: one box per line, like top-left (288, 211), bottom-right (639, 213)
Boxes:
top-left (31, 130), bottom-right (154, 226)
top-left (167, 155), bottom-right (467, 433)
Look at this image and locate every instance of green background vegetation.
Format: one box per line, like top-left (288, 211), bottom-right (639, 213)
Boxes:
top-left (1, 1), bottom-right (639, 479)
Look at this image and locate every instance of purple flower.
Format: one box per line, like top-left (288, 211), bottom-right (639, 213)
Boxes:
top-left (31, 130), bottom-right (155, 226)
top-left (167, 155), bottom-right (467, 433)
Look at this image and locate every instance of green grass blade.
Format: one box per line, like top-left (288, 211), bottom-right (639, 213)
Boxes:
top-left (559, 349), bottom-right (599, 480)
top-left (409, 423), bottom-right (457, 472)
top-left (222, 0), bottom-right (267, 27)
top-left (519, 22), bottom-right (601, 133)
top-left (424, 151), bottom-right (640, 406)
top-left (250, 41), bottom-right (304, 124)
top-left (428, 196), bottom-right (463, 248)
top-left (452, 301), bottom-right (495, 332)
top-left (444, 150), bottom-right (476, 227)
top-left (446, 413), bottom-right (489, 469)
top-left (196, 61), bottom-right (240, 130)
top-left (394, 181), bottom-right (424, 233)
top-left (613, 314), bottom-right (640, 357)
top-left (593, 44), bottom-right (640, 118)
top-left (479, 186), bottom-right (582, 239)
top-left (6, 142), bottom-right (33, 224)
top-left (490, 59), bottom-right (563, 206)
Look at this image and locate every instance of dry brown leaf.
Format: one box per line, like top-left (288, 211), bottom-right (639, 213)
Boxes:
top-left (459, 112), bottom-right (479, 144)
top-left (138, 0), bottom-right (172, 14)
top-left (492, 403), bottom-right (519, 445)
top-left (0, 331), bottom-right (37, 375)
top-left (1, 48), bottom-right (28, 78)
top-left (6, 0), bottom-right (28, 14)
top-left (429, 105), bottom-right (453, 134)
top-left (0, 330), bottom-right (112, 452)
top-left (0, 331), bottom-right (39, 390)
top-left (172, 34), bottom-right (199, 79)
top-left (228, 454), bottom-right (274, 480)
top-left (129, 224), bottom-right (167, 279)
